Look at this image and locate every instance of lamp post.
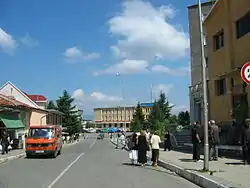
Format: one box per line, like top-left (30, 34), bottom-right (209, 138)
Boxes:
top-left (116, 72), bottom-right (126, 130)
top-left (198, 0), bottom-right (209, 171)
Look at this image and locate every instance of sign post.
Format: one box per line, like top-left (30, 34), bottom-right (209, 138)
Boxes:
top-left (241, 62), bottom-right (250, 85)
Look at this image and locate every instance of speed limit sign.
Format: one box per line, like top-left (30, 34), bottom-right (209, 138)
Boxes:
top-left (241, 62), bottom-right (250, 85)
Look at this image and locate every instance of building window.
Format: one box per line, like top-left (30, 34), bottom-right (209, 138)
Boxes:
top-left (205, 57), bottom-right (208, 67)
top-left (236, 12), bottom-right (250, 39)
top-left (213, 30), bottom-right (224, 51)
top-left (215, 79), bottom-right (226, 96)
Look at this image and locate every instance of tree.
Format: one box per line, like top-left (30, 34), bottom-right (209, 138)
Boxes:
top-left (86, 122), bottom-right (95, 128)
top-left (148, 92), bottom-right (173, 137)
top-left (47, 100), bottom-right (57, 109)
top-left (56, 90), bottom-right (81, 135)
top-left (169, 114), bottom-right (178, 124)
top-left (178, 111), bottom-right (190, 126)
top-left (131, 103), bottom-right (145, 132)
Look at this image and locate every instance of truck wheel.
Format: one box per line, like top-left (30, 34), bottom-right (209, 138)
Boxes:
top-left (52, 150), bottom-right (57, 158)
top-left (58, 147), bottom-right (62, 155)
top-left (26, 153), bottom-right (32, 158)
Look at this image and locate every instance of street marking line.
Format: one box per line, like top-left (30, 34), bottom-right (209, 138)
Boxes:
top-left (47, 151), bottom-right (85, 188)
top-left (89, 138), bottom-right (97, 148)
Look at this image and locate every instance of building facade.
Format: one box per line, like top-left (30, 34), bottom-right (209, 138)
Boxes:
top-left (94, 103), bottom-right (153, 129)
top-left (205, 0), bottom-right (250, 123)
top-left (188, 1), bottom-right (215, 124)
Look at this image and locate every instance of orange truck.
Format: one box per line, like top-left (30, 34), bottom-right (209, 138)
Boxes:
top-left (25, 125), bottom-right (63, 158)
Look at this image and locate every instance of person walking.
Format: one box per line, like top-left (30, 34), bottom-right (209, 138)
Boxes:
top-left (242, 122), bottom-right (250, 164)
top-left (209, 120), bottom-right (220, 161)
top-left (192, 122), bottom-right (202, 162)
top-left (151, 131), bottom-right (161, 167)
top-left (129, 132), bottom-right (138, 165)
top-left (164, 131), bottom-right (171, 151)
top-left (1, 131), bottom-right (9, 155)
top-left (137, 130), bottom-right (147, 166)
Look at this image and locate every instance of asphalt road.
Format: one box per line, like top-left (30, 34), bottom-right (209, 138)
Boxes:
top-left (0, 134), bottom-right (199, 188)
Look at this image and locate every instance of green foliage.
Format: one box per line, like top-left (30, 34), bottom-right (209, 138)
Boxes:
top-left (131, 103), bottom-right (145, 132)
top-left (46, 100), bottom-right (57, 109)
top-left (85, 122), bottom-right (95, 128)
top-left (169, 114), bottom-right (178, 124)
top-left (148, 92), bottom-right (173, 138)
top-left (56, 90), bottom-right (81, 135)
top-left (178, 111), bottom-right (190, 126)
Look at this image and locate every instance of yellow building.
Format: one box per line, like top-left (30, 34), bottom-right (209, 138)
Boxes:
top-left (205, 0), bottom-right (250, 123)
top-left (94, 103), bottom-right (153, 129)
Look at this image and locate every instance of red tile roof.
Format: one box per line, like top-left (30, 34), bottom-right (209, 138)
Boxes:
top-left (0, 94), bottom-right (32, 108)
top-left (27, 95), bottom-right (47, 102)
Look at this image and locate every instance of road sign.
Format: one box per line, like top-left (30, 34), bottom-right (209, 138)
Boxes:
top-left (241, 62), bottom-right (250, 85)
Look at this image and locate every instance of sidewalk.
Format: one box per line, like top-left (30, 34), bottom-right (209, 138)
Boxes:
top-left (158, 150), bottom-right (248, 188)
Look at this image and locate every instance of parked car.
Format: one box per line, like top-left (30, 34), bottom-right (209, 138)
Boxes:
top-left (97, 133), bottom-right (104, 140)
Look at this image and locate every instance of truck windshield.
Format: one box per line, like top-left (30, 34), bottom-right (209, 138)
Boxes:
top-left (28, 128), bottom-right (55, 138)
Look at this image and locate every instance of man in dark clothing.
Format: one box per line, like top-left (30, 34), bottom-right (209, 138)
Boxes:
top-left (192, 122), bottom-right (202, 161)
top-left (1, 131), bottom-right (9, 155)
top-left (242, 123), bottom-right (250, 164)
top-left (164, 131), bottom-right (171, 151)
top-left (209, 120), bottom-right (220, 161)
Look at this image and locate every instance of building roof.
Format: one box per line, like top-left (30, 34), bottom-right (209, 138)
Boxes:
top-left (0, 81), bottom-right (40, 108)
top-left (140, 102), bottom-right (154, 107)
top-left (0, 93), bottom-right (32, 108)
top-left (26, 94), bottom-right (47, 102)
top-left (187, 0), bottom-right (216, 9)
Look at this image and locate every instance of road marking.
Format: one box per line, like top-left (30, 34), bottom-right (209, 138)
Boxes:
top-left (89, 138), bottom-right (97, 148)
top-left (47, 151), bottom-right (85, 188)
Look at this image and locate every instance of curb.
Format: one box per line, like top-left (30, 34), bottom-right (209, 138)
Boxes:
top-left (110, 139), bottom-right (242, 188)
top-left (0, 153), bottom-right (25, 164)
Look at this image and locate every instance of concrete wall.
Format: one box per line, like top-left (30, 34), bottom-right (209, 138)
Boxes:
top-left (30, 110), bottom-right (47, 126)
top-left (205, 0), bottom-right (250, 122)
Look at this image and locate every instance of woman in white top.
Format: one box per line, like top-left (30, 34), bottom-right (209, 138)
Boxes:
top-left (150, 131), bottom-right (161, 167)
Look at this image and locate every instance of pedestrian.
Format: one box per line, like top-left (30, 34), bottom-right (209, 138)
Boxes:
top-left (151, 131), bottom-right (161, 167)
top-left (1, 131), bottom-right (9, 155)
top-left (137, 130), bottom-right (147, 166)
top-left (164, 131), bottom-right (171, 151)
top-left (128, 132), bottom-right (138, 165)
top-left (145, 128), bottom-right (150, 142)
top-left (209, 120), bottom-right (220, 161)
top-left (242, 122), bottom-right (250, 164)
top-left (192, 121), bottom-right (202, 162)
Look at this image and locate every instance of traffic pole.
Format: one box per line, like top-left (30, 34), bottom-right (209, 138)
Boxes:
top-left (198, 0), bottom-right (209, 171)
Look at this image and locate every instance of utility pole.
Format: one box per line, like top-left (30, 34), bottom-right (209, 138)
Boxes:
top-left (198, 0), bottom-right (209, 171)
top-left (116, 72), bottom-right (126, 130)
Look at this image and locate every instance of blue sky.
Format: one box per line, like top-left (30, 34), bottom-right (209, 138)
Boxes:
top-left (0, 0), bottom-right (203, 115)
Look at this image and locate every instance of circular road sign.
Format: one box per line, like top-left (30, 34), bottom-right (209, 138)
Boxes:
top-left (241, 62), bottom-right (250, 85)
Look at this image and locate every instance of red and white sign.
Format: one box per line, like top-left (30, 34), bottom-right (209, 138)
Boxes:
top-left (241, 62), bottom-right (250, 85)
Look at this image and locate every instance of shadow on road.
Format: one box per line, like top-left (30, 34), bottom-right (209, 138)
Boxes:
top-left (225, 162), bottom-right (245, 165)
top-left (122, 162), bottom-right (178, 176)
top-left (179, 158), bottom-right (195, 162)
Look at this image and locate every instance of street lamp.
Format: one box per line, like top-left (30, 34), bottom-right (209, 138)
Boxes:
top-left (116, 73), bottom-right (126, 130)
top-left (198, 0), bottom-right (209, 171)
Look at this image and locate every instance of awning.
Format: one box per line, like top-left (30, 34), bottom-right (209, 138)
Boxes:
top-left (0, 113), bottom-right (25, 129)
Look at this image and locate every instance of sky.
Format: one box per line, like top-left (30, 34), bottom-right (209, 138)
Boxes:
top-left (0, 0), bottom-right (204, 116)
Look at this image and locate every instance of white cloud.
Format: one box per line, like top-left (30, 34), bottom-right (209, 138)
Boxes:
top-left (152, 84), bottom-right (173, 98)
top-left (108, 0), bottom-right (189, 61)
top-left (20, 33), bottom-right (39, 47)
top-left (172, 104), bottom-right (189, 114)
top-left (63, 47), bottom-right (100, 62)
top-left (152, 65), bottom-right (189, 76)
top-left (72, 89), bottom-right (125, 114)
top-left (94, 59), bottom-right (149, 75)
top-left (72, 89), bottom-right (85, 99)
top-left (0, 28), bottom-right (18, 55)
